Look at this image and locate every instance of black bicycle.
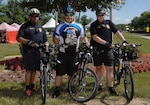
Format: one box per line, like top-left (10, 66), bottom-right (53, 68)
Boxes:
top-left (113, 43), bottom-right (141, 101)
top-left (68, 43), bottom-right (98, 103)
top-left (38, 43), bottom-right (58, 104)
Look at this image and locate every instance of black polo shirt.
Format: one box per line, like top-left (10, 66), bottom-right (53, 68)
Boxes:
top-left (17, 21), bottom-right (47, 52)
top-left (90, 20), bottom-right (118, 50)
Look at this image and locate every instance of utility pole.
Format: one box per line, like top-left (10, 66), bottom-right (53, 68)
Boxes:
top-left (109, 7), bottom-right (112, 21)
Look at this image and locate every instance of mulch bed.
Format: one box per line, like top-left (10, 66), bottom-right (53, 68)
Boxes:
top-left (0, 54), bottom-right (150, 82)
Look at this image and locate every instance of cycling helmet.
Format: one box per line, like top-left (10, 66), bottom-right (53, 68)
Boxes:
top-left (29, 8), bottom-right (40, 16)
top-left (64, 5), bottom-right (75, 15)
top-left (95, 9), bottom-right (105, 15)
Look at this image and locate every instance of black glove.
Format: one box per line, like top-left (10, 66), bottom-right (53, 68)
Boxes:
top-left (105, 42), bottom-right (111, 47)
top-left (27, 40), bottom-right (38, 47)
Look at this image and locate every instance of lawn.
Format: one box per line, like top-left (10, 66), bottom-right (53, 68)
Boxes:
top-left (0, 32), bottom-right (150, 105)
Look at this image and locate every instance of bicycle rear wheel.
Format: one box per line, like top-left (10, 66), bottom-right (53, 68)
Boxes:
top-left (68, 68), bottom-right (98, 103)
top-left (124, 65), bottom-right (134, 101)
top-left (40, 66), bottom-right (48, 104)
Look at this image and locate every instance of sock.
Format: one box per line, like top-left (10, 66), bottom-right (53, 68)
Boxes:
top-left (26, 85), bottom-right (30, 90)
top-left (31, 84), bottom-right (35, 89)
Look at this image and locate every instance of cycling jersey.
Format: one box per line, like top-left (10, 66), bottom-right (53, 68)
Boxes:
top-left (53, 21), bottom-right (86, 53)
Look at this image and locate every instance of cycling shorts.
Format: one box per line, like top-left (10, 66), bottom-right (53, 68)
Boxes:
top-left (55, 52), bottom-right (78, 76)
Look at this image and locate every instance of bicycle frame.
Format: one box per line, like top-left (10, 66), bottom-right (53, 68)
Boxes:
top-left (38, 43), bottom-right (58, 104)
top-left (68, 44), bottom-right (98, 103)
top-left (113, 43), bottom-right (141, 101)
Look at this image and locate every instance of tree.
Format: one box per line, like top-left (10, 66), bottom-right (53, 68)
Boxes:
top-left (0, 0), bottom-right (27, 24)
top-left (0, 0), bottom-right (52, 25)
top-left (131, 11), bottom-right (150, 31)
top-left (0, 0), bottom-right (125, 25)
top-left (19, 0), bottom-right (125, 22)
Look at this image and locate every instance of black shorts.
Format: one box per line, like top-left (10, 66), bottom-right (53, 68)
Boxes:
top-left (55, 52), bottom-right (78, 76)
top-left (23, 49), bottom-right (40, 71)
top-left (93, 49), bottom-right (114, 66)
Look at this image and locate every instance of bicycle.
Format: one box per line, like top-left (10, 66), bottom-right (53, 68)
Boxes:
top-left (113, 43), bottom-right (141, 101)
top-left (38, 43), bottom-right (58, 104)
top-left (68, 43), bottom-right (98, 103)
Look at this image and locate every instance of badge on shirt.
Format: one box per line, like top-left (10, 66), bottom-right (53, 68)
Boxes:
top-left (38, 28), bottom-right (42, 32)
top-left (106, 24), bottom-right (110, 29)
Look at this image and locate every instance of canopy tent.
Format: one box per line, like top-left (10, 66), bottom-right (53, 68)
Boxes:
top-left (0, 22), bottom-right (18, 43)
top-left (11, 23), bottom-right (21, 30)
top-left (42, 18), bottom-right (58, 29)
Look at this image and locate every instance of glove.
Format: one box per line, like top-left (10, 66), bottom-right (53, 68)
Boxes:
top-left (105, 42), bottom-right (111, 47)
top-left (122, 40), bottom-right (129, 46)
top-left (27, 40), bottom-right (38, 47)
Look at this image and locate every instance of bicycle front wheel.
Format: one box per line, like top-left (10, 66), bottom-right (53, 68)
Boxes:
top-left (124, 65), bottom-right (134, 101)
top-left (113, 60), bottom-right (121, 86)
top-left (68, 68), bottom-right (98, 103)
top-left (40, 66), bottom-right (48, 104)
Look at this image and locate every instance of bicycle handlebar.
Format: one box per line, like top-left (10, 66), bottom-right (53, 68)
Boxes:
top-left (114, 43), bottom-right (142, 49)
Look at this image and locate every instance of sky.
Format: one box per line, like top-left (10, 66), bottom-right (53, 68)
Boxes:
top-left (81, 0), bottom-right (150, 24)
top-left (2, 0), bottom-right (150, 24)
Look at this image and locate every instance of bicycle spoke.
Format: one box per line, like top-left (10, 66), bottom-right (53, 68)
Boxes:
top-left (124, 65), bottom-right (134, 101)
top-left (68, 69), bottom-right (98, 102)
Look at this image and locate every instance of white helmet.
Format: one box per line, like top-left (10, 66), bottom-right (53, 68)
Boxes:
top-left (29, 8), bottom-right (40, 16)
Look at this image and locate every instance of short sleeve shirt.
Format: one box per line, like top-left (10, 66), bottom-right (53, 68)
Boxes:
top-left (17, 21), bottom-right (47, 51)
top-left (90, 20), bottom-right (118, 49)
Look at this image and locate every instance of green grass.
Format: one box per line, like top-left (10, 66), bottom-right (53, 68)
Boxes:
top-left (0, 43), bottom-right (20, 60)
top-left (0, 32), bottom-right (150, 104)
top-left (112, 32), bottom-right (150, 54)
top-left (0, 32), bottom-right (150, 60)
top-left (0, 72), bottom-right (150, 105)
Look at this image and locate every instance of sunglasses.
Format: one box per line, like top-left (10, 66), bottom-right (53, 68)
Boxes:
top-left (98, 14), bottom-right (104, 16)
top-left (31, 15), bottom-right (39, 17)
top-left (65, 13), bottom-right (74, 16)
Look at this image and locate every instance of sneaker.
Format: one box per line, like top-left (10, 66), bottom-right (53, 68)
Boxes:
top-left (32, 86), bottom-right (38, 92)
top-left (98, 85), bottom-right (102, 91)
top-left (24, 89), bottom-right (32, 96)
top-left (52, 87), bottom-right (60, 98)
top-left (109, 87), bottom-right (118, 95)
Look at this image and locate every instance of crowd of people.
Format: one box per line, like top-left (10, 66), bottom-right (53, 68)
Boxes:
top-left (16, 5), bottom-right (127, 98)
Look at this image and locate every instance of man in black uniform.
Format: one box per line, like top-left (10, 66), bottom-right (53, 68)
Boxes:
top-left (16, 8), bottom-right (49, 96)
top-left (90, 8), bottom-right (127, 95)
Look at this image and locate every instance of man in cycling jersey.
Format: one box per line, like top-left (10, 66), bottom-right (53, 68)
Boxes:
top-left (16, 8), bottom-right (49, 96)
top-left (52, 5), bottom-right (90, 98)
top-left (90, 8), bottom-right (127, 95)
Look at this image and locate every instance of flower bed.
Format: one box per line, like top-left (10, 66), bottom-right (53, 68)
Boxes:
top-left (0, 54), bottom-right (150, 73)
top-left (0, 57), bottom-right (24, 71)
top-left (132, 54), bottom-right (150, 73)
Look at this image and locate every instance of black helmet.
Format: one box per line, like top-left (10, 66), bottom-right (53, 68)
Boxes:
top-left (29, 8), bottom-right (40, 16)
top-left (95, 9), bottom-right (105, 15)
top-left (64, 5), bottom-right (75, 15)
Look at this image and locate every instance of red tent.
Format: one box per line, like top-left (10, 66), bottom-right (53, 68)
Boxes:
top-left (0, 22), bottom-right (18, 43)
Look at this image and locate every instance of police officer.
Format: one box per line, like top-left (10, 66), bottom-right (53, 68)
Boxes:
top-left (90, 8), bottom-right (127, 95)
top-left (52, 5), bottom-right (90, 98)
top-left (16, 8), bottom-right (49, 96)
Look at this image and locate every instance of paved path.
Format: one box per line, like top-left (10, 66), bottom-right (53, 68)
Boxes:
top-left (140, 35), bottom-right (150, 39)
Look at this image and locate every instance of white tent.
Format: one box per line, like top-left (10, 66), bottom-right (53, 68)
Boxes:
top-left (11, 23), bottom-right (21, 30)
top-left (42, 18), bottom-right (58, 29)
